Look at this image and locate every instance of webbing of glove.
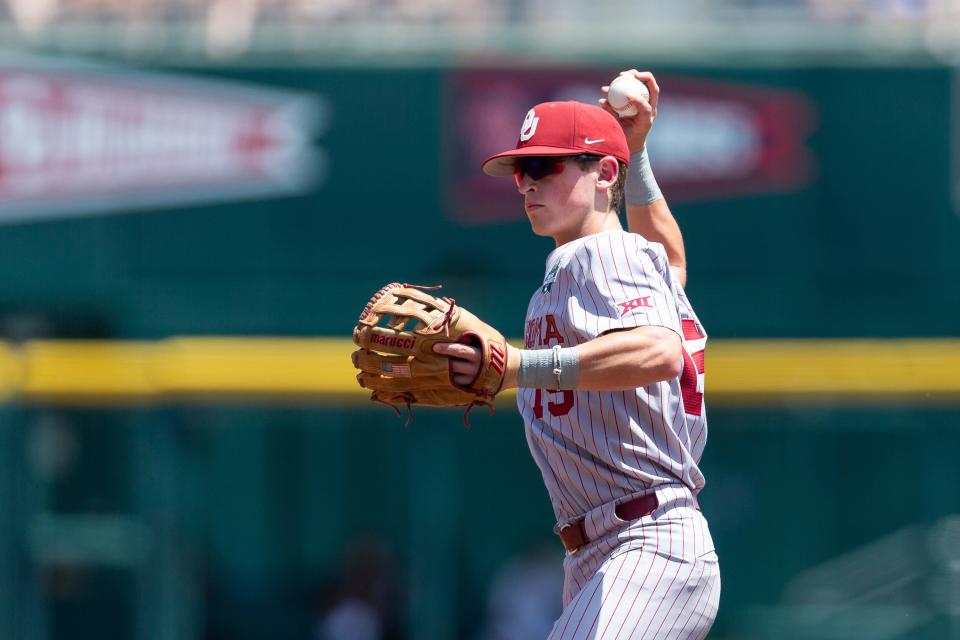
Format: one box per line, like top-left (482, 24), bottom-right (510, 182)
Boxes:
top-left (351, 282), bottom-right (508, 425)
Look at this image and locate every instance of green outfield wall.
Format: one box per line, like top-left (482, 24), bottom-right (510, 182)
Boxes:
top-left (0, 65), bottom-right (956, 339)
top-left (0, 62), bottom-right (957, 640)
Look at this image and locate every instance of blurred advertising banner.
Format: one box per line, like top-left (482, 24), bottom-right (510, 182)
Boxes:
top-left (445, 69), bottom-right (816, 225)
top-left (0, 56), bottom-right (327, 225)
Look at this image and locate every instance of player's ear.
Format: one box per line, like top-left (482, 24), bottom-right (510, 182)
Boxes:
top-left (595, 156), bottom-right (619, 190)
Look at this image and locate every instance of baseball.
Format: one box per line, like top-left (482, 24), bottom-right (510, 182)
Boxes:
top-left (607, 75), bottom-right (649, 117)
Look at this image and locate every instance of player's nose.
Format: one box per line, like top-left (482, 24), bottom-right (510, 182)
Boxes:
top-left (515, 173), bottom-right (537, 194)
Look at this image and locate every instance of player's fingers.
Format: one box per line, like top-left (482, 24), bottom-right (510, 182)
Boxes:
top-left (631, 71), bottom-right (660, 112)
top-left (628, 70), bottom-right (654, 83)
top-left (433, 341), bottom-right (480, 362)
top-left (598, 98), bottom-right (621, 119)
top-left (646, 81), bottom-right (659, 114)
top-left (450, 358), bottom-right (480, 376)
top-left (622, 71), bottom-right (656, 91)
top-left (629, 94), bottom-right (654, 117)
top-left (616, 92), bottom-right (651, 120)
top-left (432, 342), bottom-right (457, 356)
top-left (452, 373), bottom-right (476, 386)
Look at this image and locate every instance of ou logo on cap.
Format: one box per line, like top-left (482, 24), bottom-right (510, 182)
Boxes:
top-left (519, 109), bottom-right (539, 142)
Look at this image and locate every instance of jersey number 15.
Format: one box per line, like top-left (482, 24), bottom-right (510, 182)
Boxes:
top-left (532, 389), bottom-right (574, 419)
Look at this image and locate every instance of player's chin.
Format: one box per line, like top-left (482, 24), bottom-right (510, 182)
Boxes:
top-left (527, 220), bottom-right (553, 238)
top-left (525, 208), bottom-right (551, 236)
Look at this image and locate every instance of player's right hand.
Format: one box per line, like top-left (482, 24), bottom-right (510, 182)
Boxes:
top-left (599, 70), bottom-right (659, 154)
top-left (434, 342), bottom-right (522, 390)
top-left (433, 342), bottom-right (481, 386)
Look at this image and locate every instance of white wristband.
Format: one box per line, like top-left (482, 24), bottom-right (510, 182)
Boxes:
top-left (517, 347), bottom-right (581, 390)
top-left (625, 148), bottom-right (663, 205)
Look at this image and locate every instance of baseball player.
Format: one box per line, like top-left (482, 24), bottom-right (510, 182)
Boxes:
top-left (434, 71), bottom-right (719, 638)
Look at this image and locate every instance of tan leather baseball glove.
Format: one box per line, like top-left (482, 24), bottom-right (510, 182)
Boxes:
top-left (352, 283), bottom-right (508, 424)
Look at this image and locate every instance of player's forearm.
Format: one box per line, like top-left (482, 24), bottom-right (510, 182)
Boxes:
top-left (575, 327), bottom-right (681, 390)
top-left (505, 327), bottom-right (682, 392)
top-left (626, 200), bottom-right (687, 288)
top-left (623, 144), bottom-right (688, 287)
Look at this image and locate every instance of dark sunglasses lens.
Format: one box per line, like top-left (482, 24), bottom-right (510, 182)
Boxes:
top-left (517, 157), bottom-right (563, 181)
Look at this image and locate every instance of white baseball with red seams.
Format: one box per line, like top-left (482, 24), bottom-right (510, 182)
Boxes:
top-left (606, 76), bottom-right (649, 117)
top-left (519, 229), bottom-right (719, 639)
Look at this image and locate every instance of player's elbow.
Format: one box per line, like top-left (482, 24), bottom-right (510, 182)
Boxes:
top-left (665, 356), bottom-right (683, 381)
top-left (626, 326), bottom-right (682, 384)
top-left (651, 333), bottom-right (683, 381)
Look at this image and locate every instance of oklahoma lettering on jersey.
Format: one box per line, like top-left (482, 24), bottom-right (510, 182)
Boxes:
top-left (519, 229), bottom-right (708, 526)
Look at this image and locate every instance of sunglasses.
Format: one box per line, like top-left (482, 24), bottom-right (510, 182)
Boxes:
top-left (513, 154), bottom-right (601, 185)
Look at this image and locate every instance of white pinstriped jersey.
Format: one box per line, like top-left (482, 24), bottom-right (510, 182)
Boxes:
top-left (518, 229), bottom-right (708, 528)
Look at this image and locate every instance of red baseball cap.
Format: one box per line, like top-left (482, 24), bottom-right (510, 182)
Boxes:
top-left (481, 101), bottom-right (630, 177)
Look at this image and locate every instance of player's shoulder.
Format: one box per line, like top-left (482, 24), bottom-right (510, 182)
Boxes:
top-left (568, 230), bottom-right (666, 273)
top-left (633, 234), bottom-right (669, 270)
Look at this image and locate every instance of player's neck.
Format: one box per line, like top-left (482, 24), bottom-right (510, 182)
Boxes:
top-left (553, 210), bottom-right (623, 247)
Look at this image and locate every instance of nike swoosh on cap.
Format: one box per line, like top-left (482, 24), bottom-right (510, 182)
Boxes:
top-left (584, 138), bottom-right (605, 144)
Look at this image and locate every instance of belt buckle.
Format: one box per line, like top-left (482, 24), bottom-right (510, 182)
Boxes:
top-left (558, 523), bottom-right (581, 556)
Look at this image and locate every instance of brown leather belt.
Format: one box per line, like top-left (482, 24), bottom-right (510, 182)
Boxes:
top-left (558, 493), bottom-right (659, 555)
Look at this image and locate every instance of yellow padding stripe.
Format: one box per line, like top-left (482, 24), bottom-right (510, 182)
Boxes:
top-left (16, 339), bottom-right (359, 399)
top-left (0, 338), bottom-right (957, 404)
top-left (0, 342), bottom-right (22, 400)
top-left (708, 340), bottom-right (960, 394)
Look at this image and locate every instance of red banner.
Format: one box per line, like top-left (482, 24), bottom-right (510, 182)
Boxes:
top-left (444, 69), bottom-right (816, 225)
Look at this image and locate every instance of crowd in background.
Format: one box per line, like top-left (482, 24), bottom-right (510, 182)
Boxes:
top-left (0, 0), bottom-right (954, 58)
top-left (0, 0), bottom-right (946, 26)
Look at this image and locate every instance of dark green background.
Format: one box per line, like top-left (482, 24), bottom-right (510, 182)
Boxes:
top-left (1, 64), bottom-right (958, 640)
top-left (0, 67), bottom-right (956, 339)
